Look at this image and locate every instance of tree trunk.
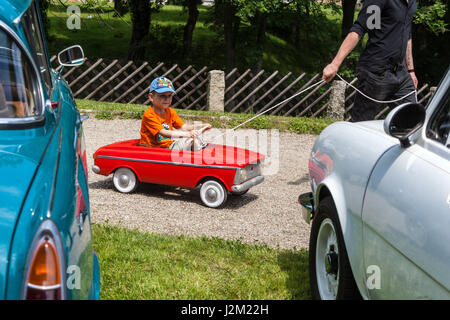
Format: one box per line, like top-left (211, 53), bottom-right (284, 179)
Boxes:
top-left (183, 0), bottom-right (199, 57)
top-left (255, 12), bottom-right (266, 73)
top-left (223, 1), bottom-right (237, 73)
top-left (114, 0), bottom-right (129, 17)
top-left (128, 0), bottom-right (151, 61)
top-left (341, 0), bottom-right (357, 38)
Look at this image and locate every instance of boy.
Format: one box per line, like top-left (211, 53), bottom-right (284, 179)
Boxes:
top-left (138, 76), bottom-right (211, 150)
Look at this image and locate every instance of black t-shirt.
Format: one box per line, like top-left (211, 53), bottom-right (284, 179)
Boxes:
top-left (350, 0), bottom-right (417, 73)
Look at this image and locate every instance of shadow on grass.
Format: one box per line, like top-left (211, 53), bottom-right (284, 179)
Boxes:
top-left (277, 249), bottom-right (312, 300)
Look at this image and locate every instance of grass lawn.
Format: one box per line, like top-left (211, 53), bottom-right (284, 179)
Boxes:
top-left (76, 99), bottom-right (336, 135)
top-left (92, 223), bottom-right (311, 300)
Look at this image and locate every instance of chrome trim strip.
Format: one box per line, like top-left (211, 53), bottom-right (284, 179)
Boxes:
top-left (0, 20), bottom-right (47, 125)
top-left (97, 155), bottom-right (239, 170)
top-left (27, 283), bottom-right (62, 291)
top-left (47, 128), bottom-right (63, 218)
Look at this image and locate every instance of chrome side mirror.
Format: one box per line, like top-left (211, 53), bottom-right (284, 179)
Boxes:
top-left (58, 45), bottom-right (85, 67)
top-left (384, 102), bottom-right (426, 148)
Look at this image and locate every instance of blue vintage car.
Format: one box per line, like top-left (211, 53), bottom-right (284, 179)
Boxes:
top-left (0, 0), bottom-right (100, 299)
top-left (300, 68), bottom-right (450, 299)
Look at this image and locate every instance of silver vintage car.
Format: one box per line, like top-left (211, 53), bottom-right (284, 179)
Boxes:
top-left (299, 67), bottom-right (450, 300)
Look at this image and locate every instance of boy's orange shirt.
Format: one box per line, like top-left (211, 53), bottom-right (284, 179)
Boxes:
top-left (139, 106), bottom-right (185, 148)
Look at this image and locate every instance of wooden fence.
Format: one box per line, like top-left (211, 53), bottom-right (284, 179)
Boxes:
top-left (51, 56), bottom-right (435, 119)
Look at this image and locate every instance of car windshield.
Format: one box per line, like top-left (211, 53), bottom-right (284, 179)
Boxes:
top-left (0, 28), bottom-right (40, 119)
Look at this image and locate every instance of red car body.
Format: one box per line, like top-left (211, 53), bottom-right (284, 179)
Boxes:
top-left (92, 139), bottom-right (265, 207)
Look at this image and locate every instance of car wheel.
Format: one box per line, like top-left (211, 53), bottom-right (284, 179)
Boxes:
top-left (200, 180), bottom-right (228, 208)
top-left (309, 196), bottom-right (361, 300)
top-left (231, 189), bottom-right (249, 196)
top-left (113, 167), bottom-right (139, 193)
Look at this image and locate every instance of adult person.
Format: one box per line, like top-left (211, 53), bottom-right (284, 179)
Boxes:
top-left (138, 76), bottom-right (211, 150)
top-left (322, 0), bottom-right (418, 121)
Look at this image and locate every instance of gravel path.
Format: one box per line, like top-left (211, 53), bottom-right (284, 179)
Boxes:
top-left (84, 118), bottom-right (316, 250)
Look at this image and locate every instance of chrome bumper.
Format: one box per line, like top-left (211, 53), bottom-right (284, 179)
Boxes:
top-left (298, 192), bottom-right (314, 224)
top-left (231, 175), bottom-right (264, 192)
top-left (92, 165), bottom-right (100, 174)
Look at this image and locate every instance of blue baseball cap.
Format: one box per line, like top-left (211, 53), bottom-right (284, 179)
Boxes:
top-left (149, 76), bottom-right (176, 94)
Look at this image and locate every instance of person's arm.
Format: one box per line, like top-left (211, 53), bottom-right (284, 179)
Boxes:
top-left (404, 38), bottom-right (418, 88)
top-left (322, 31), bottom-right (361, 82)
top-left (158, 128), bottom-right (194, 139)
top-left (180, 123), bottom-right (211, 131)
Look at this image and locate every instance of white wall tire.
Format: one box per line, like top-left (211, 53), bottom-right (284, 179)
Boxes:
top-left (309, 196), bottom-right (361, 300)
top-left (200, 180), bottom-right (228, 208)
top-left (113, 167), bottom-right (138, 193)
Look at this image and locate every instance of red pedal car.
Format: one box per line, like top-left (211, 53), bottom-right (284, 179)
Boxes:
top-left (92, 139), bottom-right (265, 208)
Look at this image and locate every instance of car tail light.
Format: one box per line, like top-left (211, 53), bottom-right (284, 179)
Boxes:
top-left (22, 220), bottom-right (66, 300)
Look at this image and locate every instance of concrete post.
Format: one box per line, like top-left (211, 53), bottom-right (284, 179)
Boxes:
top-left (206, 70), bottom-right (225, 112)
top-left (326, 80), bottom-right (346, 120)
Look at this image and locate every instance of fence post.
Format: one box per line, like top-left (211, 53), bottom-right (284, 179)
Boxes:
top-left (206, 70), bottom-right (225, 112)
top-left (326, 80), bottom-right (346, 120)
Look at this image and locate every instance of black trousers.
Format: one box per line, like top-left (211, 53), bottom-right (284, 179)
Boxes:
top-left (351, 67), bottom-right (417, 122)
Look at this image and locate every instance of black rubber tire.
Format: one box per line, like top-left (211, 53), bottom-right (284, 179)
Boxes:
top-left (308, 196), bottom-right (361, 300)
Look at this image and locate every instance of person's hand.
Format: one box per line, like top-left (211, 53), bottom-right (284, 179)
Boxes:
top-left (189, 129), bottom-right (201, 138)
top-left (203, 123), bottom-right (212, 131)
top-left (410, 72), bottom-right (418, 88)
top-left (322, 63), bottom-right (339, 83)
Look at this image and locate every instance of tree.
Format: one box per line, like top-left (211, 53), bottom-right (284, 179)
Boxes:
top-left (182, 0), bottom-right (201, 57)
top-left (128, 0), bottom-right (162, 61)
top-left (412, 0), bottom-right (449, 84)
top-left (213, 0), bottom-right (241, 73)
top-left (234, 0), bottom-right (282, 72)
top-left (114, 0), bottom-right (129, 17)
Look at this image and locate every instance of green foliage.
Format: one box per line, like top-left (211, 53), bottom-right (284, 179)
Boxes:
top-left (414, 0), bottom-right (447, 35)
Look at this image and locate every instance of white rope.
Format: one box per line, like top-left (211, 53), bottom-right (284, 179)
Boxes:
top-left (209, 73), bottom-right (417, 143)
top-left (335, 73), bottom-right (417, 104)
top-left (211, 79), bottom-right (325, 142)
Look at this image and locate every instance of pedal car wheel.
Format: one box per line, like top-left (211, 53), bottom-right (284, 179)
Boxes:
top-left (200, 180), bottom-right (228, 208)
top-left (113, 167), bottom-right (139, 193)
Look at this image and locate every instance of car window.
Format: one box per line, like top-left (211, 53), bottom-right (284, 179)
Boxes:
top-left (21, 0), bottom-right (52, 94)
top-left (426, 87), bottom-right (450, 148)
top-left (0, 28), bottom-right (41, 119)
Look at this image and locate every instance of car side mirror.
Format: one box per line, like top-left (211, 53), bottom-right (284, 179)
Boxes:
top-left (58, 45), bottom-right (85, 67)
top-left (384, 102), bottom-right (426, 148)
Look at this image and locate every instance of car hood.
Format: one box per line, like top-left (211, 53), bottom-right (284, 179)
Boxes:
top-left (350, 120), bottom-right (390, 137)
top-left (203, 144), bottom-right (265, 167)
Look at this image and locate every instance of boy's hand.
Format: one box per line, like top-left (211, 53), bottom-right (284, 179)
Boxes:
top-left (189, 130), bottom-right (200, 138)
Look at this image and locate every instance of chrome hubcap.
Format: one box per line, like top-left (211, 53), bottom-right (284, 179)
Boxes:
top-left (119, 174), bottom-right (130, 188)
top-left (206, 188), bottom-right (218, 202)
top-left (316, 218), bottom-right (339, 300)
